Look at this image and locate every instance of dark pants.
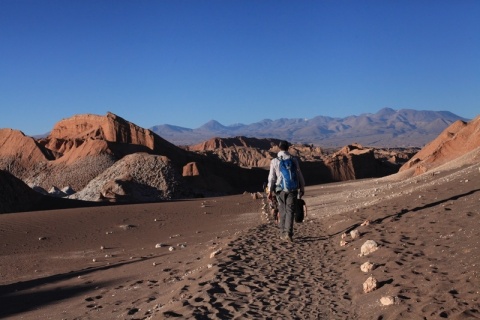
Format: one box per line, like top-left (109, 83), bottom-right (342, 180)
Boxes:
top-left (277, 191), bottom-right (297, 237)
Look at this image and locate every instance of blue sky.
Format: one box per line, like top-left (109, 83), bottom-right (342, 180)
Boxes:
top-left (1, 1), bottom-right (479, 136)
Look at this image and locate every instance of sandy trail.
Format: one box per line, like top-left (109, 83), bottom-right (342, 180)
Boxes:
top-left (1, 163), bottom-right (479, 319)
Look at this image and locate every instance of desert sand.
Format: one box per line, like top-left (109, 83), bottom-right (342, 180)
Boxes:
top-left (1, 160), bottom-right (479, 319)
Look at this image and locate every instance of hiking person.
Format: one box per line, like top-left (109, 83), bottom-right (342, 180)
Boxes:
top-left (267, 140), bottom-right (305, 242)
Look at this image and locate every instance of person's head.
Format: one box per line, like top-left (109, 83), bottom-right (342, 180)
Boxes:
top-left (279, 140), bottom-right (290, 151)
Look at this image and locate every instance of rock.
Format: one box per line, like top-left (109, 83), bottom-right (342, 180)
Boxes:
top-left (350, 229), bottom-right (361, 240)
top-left (380, 296), bottom-right (398, 306)
top-left (341, 233), bottom-right (348, 239)
top-left (360, 220), bottom-right (370, 226)
top-left (360, 240), bottom-right (379, 256)
top-left (48, 186), bottom-right (67, 197)
top-left (340, 240), bottom-right (348, 247)
top-left (155, 243), bottom-right (163, 248)
top-left (168, 246), bottom-right (174, 251)
top-left (61, 185), bottom-right (75, 195)
top-left (360, 261), bottom-right (376, 273)
top-left (119, 224), bottom-right (136, 230)
top-left (210, 249), bottom-right (222, 258)
top-left (400, 117), bottom-right (480, 175)
top-left (363, 276), bottom-right (378, 293)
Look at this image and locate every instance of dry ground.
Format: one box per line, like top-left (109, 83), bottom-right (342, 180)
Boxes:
top-left (1, 163), bottom-right (479, 319)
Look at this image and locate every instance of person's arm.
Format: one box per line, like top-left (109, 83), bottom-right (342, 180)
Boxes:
top-left (267, 159), bottom-right (277, 200)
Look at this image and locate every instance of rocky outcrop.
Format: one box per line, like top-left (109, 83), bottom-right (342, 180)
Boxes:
top-left (188, 136), bottom-right (282, 151)
top-left (0, 129), bottom-right (54, 179)
top-left (70, 153), bottom-right (186, 202)
top-left (400, 116), bottom-right (480, 175)
top-left (187, 138), bottom-right (408, 185)
top-left (50, 112), bottom-right (156, 149)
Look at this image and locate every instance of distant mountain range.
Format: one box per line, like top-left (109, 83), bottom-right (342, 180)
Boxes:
top-left (151, 108), bottom-right (470, 147)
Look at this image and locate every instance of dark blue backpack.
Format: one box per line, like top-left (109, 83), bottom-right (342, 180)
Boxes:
top-left (278, 157), bottom-right (299, 192)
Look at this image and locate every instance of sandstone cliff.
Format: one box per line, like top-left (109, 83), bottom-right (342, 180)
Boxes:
top-left (400, 116), bottom-right (480, 175)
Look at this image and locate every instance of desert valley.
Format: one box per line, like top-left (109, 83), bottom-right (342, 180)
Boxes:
top-left (0, 111), bottom-right (479, 319)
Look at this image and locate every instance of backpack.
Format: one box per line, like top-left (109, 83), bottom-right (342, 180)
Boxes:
top-left (278, 156), bottom-right (299, 192)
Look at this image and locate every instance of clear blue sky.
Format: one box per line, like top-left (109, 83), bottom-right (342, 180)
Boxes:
top-left (1, 1), bottom-right (479, 136)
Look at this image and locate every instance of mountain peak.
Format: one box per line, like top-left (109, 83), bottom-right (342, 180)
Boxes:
top-left (197, 120), bottom-right (227, 131)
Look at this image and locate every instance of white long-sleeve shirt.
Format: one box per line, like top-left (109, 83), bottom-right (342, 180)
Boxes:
top-left (267, 151), bottom-right (305, 193)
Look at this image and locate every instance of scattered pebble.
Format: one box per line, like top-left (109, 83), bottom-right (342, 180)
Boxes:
top-left (350, 229), bottom-right (360, 240)
top-left (169, 247), bottom-right (174, 252)
top-left (380, 296), bottom-right (398, 306)
top-left (210, 249), bottom-right (222, 258)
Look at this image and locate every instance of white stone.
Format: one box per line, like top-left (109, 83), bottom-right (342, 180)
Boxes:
top-left (360, 220), bottom-right (370, 226)
top-left (210, 249), bottom-right (222, 258)
top-left (360, 240), bottom-right (379, 256)
top-left (363, 276), bottom-right (378, 293)
top-left (380, 296), bottom-right (397, 306)
top-left (155, 243), bottom-right (163, 248)
top-left (350, 229), bottom-right (360, 240)
top-left (169, 246), bottom-right (174, 251)
top-left (360, 261), bottom-right (375, 273)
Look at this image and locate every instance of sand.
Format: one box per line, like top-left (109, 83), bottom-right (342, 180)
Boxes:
top-left (1, 163), bottom-right (479, 319)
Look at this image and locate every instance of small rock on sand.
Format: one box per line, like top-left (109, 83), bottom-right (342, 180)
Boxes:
top-left (360, 220), bottom-right (370, 226)
top-left (360, 261), bottom-right (376, 273)
top-left (360, 240), bottom-right (379, 256)
top-left (363, 276), bottom-right (378, 293)
top-left (380, 296), bottom-right (398, 306)
top-left (210, 249), bottom-right (222, 258)
top-left (350, 229), bottom-right (360, 239)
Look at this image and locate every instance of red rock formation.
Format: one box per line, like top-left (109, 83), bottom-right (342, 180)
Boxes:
top-left (50, 112), bottom-right (156, 150)
top-left (0, 129), bottom-right (53, 178)
top-left (400, 116), bottom-right (480, 174)
top-left (183, 162), bottom-right (201, 176)
top-left (188, 136), bottom-right (281, 151)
